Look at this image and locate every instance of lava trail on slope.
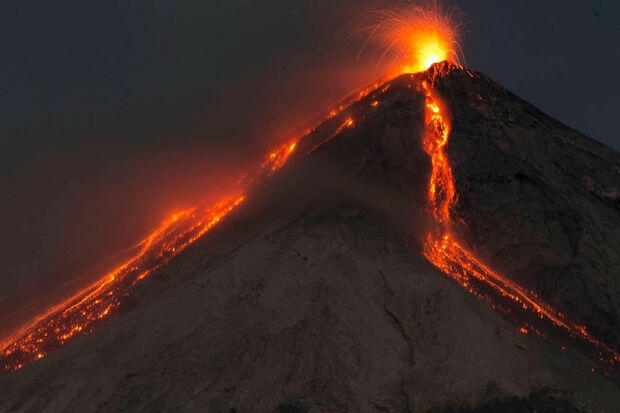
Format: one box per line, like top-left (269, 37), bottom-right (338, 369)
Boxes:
top-left (2, 63), bottom-right (618, 374)
top-left (0, 82), bottom-right (381, 372)
top-left (419, 64), bottom-right (620, 371)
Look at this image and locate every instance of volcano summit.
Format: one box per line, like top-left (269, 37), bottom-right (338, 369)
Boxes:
top-left (1, 63), bottom-right (620, 412)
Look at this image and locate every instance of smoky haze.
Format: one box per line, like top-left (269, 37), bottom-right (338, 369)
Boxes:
top-left (1, 1), bottom-right (619, 333)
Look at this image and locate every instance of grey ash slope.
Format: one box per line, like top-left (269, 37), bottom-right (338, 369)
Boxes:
top-left (1, 64), bottom-right (619, 412)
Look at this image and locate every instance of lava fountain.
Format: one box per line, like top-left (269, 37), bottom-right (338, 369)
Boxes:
top-left (354, 0), bottom-right (462, 75)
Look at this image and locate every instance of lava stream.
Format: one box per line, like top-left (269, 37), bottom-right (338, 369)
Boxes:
top-left (419, 78), bottom-right (620, 367)
top-left (0, 195), bottom-right (245, 372)
top-left (0, 82), bottom-right (376, 373)
top-left (3, 59), bottom-right (619, 374)
top-left (0, 140), bottom-right (296, 372)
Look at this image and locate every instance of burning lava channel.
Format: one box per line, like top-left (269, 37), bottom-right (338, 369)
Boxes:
top-left (419, 70), bottom-right (620, 370)
top-left (0, 82), bottom-right (373, 373)
top-left (358, 2), bottom-right (620, 370)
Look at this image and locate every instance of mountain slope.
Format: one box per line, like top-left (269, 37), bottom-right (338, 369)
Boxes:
top-left (436, 67), bottom-right (620, 348)
top-left (1, 64), bottom-right (619, 412)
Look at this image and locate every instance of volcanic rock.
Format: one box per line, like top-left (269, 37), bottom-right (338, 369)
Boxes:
top-left (435, 65), bottom-right (620, 348)
top-left (1, 63), bottom-right (619, 412)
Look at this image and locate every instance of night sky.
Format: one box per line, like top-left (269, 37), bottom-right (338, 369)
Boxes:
top-left (1, 1), bottom-right (619, 324)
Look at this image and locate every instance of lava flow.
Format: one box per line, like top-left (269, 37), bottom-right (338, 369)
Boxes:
top-left (419, 75), bottom-right (620, 368)
top-left (0, 76), bottom-right (373, 372)
top-left (3, 3), bottom-right (619, 375)
top-left (361, 1), bottom-right (620, 368)
top-left (0, 138), bottom-right (299, 372)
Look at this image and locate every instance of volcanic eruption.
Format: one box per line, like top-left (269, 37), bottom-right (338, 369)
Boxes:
top-left (353, 1), bottom-right (462, 74)
top-left (2, 2), bottom-right (620, 412)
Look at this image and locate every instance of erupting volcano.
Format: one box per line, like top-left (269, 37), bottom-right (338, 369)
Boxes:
top-left (2, 3), bottom-right (620, 412)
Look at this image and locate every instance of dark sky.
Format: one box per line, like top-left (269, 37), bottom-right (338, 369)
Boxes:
top-left (1, 1), bottom-right (619, 325)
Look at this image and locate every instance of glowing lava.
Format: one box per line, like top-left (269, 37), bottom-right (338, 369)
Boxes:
top-left (357, 1), bottom-right (462, 75)
top-left (0, 137), bottom-right (303, 372)
top-left (419, 74), bottom-right (620, 367)
top-left (362, 1), bottom-right (619, 367)
top-left (420, 80), bottom-right (455, 224)
top-left (0, 77), bottom-right (377, 372)
top-left (0, 195), bottom-right (244, 372)
top-left (2, 3), bottom-right (619, 374)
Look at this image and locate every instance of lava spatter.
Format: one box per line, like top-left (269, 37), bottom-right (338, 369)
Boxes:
top-left (354, 1), bottom-right (462, 76)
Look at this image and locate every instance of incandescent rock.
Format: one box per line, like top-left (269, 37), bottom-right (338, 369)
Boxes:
top-left (1, 63), bottom-right (619, 412)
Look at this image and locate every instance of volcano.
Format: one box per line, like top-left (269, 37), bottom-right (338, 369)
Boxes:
top-left (1, 63), bottom-right (620, 412)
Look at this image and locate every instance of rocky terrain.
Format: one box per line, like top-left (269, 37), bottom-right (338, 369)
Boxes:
top-left (435, 67), bottom-right (620, 349)
top-left (0, 63), bottom-right (619, 412)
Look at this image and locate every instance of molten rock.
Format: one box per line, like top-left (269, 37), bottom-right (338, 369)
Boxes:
top-left (1, 63), bottom-right (619, 412)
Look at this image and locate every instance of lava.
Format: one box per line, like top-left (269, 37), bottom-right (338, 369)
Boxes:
top-left (0, 74), bottom-right (377, 372)
top-left (2, 3), bottom-right (618, 374)
top-left (356, 1), bottom-right (462, 75)
top-left (358, 1), bottom-right (619, 368)
top-left (0, 195), bottom-right (245, 372)
top-left (420, 80), bottom-right (455, 224)
top-left (0, 134), bottom-right (308, 372)
top-left (419, 75), bottom-right (620, 367)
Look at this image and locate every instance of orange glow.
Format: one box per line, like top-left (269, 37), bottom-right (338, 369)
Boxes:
top-left (357, 2), bottom-right (462, 75)
top-left (419, 78), bottom-right (620, 367)
top-left (421, 80), bottom-right (455, 224)
top-left (0, 194), bottom-right (244, 371)
top-left (0, 78), bottom-right (379, 373)
top-left (3, 18), bottom-right (618, 373)
top-left (262, 140), bottom-right (298, 173)
top-left (0, 121), bottom-right (313, 372)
